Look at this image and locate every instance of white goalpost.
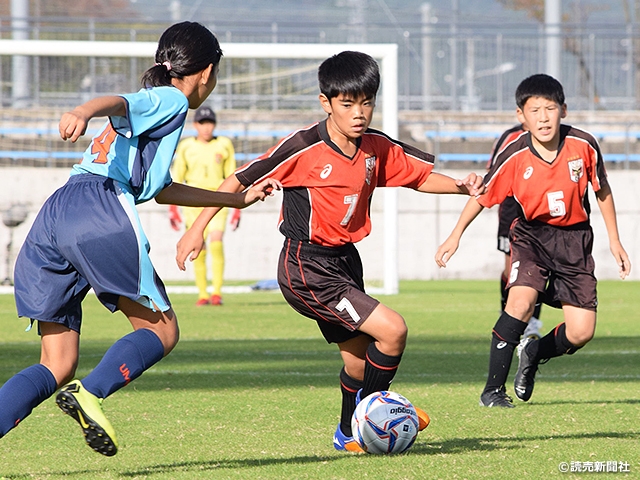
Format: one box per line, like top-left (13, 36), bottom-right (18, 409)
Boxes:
top-left (0, 39), bottom-right (400, 294)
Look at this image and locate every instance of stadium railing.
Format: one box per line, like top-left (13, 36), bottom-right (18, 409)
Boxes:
top-left (2, 127), bottom-right (640, 165)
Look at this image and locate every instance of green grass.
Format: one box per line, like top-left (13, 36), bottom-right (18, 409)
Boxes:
top-left (1, 280), bottom-right (639, 479)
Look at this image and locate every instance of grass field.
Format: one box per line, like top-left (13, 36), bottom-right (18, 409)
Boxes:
top-left (1, 280), bottom-right (638, 479)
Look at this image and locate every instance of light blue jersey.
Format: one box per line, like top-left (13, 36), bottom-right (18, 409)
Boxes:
top-left (71, 86), bottom-right (188, 203)
top-left (15, 86), bottom-right (191, 322)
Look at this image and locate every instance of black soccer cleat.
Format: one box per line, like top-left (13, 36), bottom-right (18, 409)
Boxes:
top-left (479, 386), bottom-right (515, 408)
top-left (514, 337), bottom-right (539, 402)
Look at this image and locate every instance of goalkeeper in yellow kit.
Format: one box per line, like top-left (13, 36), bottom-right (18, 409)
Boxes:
top-left (170, 106), bottom-right (239, 306)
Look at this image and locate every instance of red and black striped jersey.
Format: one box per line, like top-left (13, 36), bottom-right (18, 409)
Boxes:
top-left (235, 119), bottom-right (434, 246)
top-left (486, 124), bottom-right (526, 170)
top-left (478, 124), bottom-right (608, 227)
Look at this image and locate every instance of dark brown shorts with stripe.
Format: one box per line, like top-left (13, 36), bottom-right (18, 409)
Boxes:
top-left (508, 219), bottom-right (598, 311)
top-left (277, 238), bottom-right (380, 344)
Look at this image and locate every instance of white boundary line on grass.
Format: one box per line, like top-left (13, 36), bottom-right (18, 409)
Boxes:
top-left (0, 285), bottom-right (385, 295)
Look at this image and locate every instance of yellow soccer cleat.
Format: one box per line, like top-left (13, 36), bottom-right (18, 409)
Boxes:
top-left (56, 379), bottom-right (119, 456)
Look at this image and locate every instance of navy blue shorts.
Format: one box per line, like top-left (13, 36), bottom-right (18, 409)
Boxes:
top-left (277, 239), bottom-right (379, 344)
top-left (14, 174), bottom-right (171, 332)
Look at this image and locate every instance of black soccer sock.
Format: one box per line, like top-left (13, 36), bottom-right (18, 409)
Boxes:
top-left (534, 323), bottom-right (581, 361)
top-left (484, 311), bottom-right (527, 392)
top-left (532, 301), bottom-right (542, 320)
top-left (339, 367), bottom-right (363, 437)
top-left (500, 273), bottom-right (509, 311)
top-left (361, 342), bottom-right (402, 398)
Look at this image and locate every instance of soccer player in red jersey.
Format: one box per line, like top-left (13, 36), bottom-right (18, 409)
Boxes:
top-left (488, 124), bottom-right (543, 341)
top-left (176, 51), bottom-right (484, 451)
top-left (435, 74), bottom-right (631, 407)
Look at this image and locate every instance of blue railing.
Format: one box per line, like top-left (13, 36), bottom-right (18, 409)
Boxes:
top-left (1, 128), bottom-right (639, 164)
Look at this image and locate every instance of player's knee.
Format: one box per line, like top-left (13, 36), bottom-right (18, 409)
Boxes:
top-left (160, 325), bottom-right (180, 355)
top-left (567, 328), bottom-right (594, 347)
top-left (505, 298), bottom-right (535, 321)
top-left (147, 321), bottom-right (180, 356)
top-left (387, 315), bottom-right (407, 350)
top-left (44, 360), bottom-right (78, 387)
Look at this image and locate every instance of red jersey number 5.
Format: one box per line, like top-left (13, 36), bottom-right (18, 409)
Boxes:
top-left (547, 191), bottom-right (566, 217)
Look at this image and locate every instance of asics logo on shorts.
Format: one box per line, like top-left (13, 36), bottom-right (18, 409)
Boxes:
top-left (496, 341), bottom-right (508, 349)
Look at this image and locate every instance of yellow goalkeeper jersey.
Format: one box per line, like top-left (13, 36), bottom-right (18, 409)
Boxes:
top-left (172, 135), bottom-right (236, 191)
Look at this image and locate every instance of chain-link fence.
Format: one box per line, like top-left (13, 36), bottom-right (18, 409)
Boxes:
top-left (2, 15), bottom-right (640, 111)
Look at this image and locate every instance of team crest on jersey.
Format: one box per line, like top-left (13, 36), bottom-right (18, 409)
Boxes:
top-left (364, 155), bottom-right (376, 185)
top-left (568, 159), bottom-right (583, 182)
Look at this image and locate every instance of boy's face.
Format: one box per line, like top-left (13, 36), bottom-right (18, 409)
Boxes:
top-left (194, 120), bottom-right (215, 142)
top-left (319, 93), bottom-right (376, 140)
top-left (516, 95), bottom-right (567, 149)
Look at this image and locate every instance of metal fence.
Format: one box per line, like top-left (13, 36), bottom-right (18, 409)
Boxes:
top-left (1, 15), bottom-right (640, 111)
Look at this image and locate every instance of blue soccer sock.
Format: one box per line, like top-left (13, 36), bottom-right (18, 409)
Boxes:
top-left (0, 364), bottom-right (57, 437)
top-left (81, 329), bottom-right (164, 399)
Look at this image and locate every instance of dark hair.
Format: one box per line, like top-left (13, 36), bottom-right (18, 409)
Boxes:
top-left (141, 21), bottom-right (223, 88)
top-left (318, 51), bottom-right (380, 100)
top-left (515, 73), bottom-right (565, 109)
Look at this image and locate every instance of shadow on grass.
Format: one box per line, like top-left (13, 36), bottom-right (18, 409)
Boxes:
top-left (528, 398), bottom-right (640, 406)
top-left (410, 430), bottom-right (640, 456)
top-left (119, 455), bottom-right (341, 477)
top-left (4, 431), bottom-right (636, 479)
top-left (0, 455), bottom-right (342, 479)
top-left (1, 335), bottom-right (639, 391)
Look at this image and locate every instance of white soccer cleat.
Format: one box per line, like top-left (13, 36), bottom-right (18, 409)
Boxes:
top-left (523, 317), bottom-right (543, 341)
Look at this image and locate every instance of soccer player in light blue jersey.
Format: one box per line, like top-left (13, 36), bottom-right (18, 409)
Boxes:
top-left (0, 22), bottom-right (279, 456)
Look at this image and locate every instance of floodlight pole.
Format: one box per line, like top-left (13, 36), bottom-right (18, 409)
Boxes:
top-left (545, 0), bottom-right (562, 81)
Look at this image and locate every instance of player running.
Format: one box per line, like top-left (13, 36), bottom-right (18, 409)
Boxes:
top-left (176, 50), bottom-right (484, 451)
top-left (0, 22), bottom-right (279, 456)
top-left (436, 74), bottom-right (630, 407)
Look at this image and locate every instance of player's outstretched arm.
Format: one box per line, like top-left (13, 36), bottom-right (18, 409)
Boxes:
top-left (59, 96), bottom-right (127, 143)
top-left (596, 184), bottom-right (631, 279)
top-left (242, 178), bottom-right (282, 206)
top-left (173, 174), bottom-right (281, 271)
top-left (434, 197), bottom-right (484, 268)
top-left (418, 172), bottom-right (485, 196)
top-left (156, 177), bottom-right (280, 209)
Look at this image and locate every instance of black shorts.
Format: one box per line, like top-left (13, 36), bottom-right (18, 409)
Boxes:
top-left (508, 220), bottom-right (597, 311)
top-left (497, 196), bottom-right (522, 254)
top-left (277, 238), bottom-right (380, 344)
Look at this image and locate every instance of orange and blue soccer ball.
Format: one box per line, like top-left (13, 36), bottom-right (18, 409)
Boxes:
top-left (351, 390), bottom-right (419, 454)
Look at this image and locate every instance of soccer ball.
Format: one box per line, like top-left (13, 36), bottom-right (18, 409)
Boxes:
top-left (351, 390), bottom-right (420, 454)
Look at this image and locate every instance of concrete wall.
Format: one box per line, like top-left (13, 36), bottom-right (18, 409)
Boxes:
top-left (1, 167), bottom-right (638, 285)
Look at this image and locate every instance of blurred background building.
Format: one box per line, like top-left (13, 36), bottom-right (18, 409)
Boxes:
top-left (0, 0), bottom-right (639, 284)
top-left (1, 0), bottom-right (639, 112)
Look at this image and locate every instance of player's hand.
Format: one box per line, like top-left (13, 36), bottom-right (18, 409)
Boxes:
top-left (455, 172), bottom-right (485, 196)
top-left (434, 236), bottom-right (460, 268)
top-left (168, 205), bottom-right (182, 231)
top-left (242, 178), bottom-right (282, 206)
top-left (229, 208), bottom-right (241, 231)
top-left (176, 228), bottom-right (205, 271)
top-left (610, 241), bottom-right (631, 279)
top-left (59, 109), bottom-right (90, 143)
